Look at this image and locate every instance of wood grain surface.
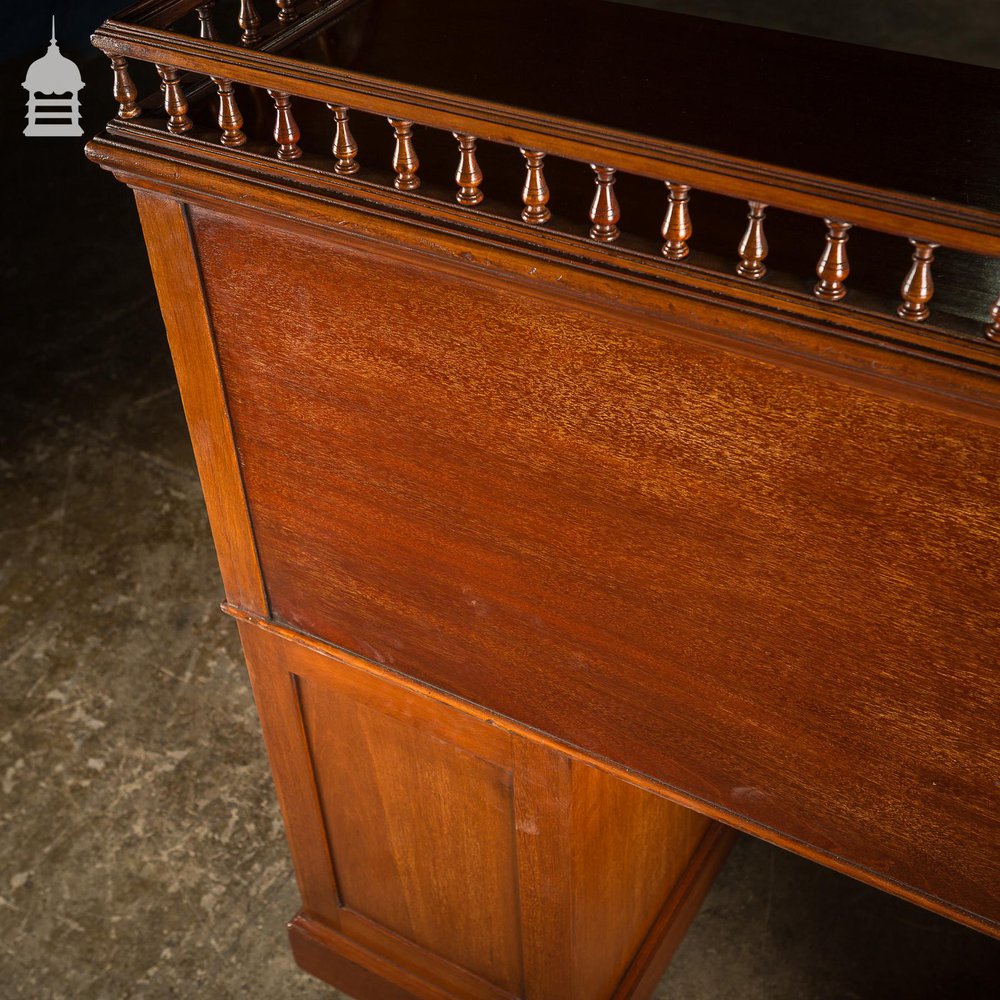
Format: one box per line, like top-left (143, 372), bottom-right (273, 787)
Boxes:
top-left (196, 205), bottom-right (1000, 934)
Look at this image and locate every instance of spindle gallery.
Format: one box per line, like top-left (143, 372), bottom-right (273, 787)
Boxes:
top-left (85, 2), bottom-right (1000, 998)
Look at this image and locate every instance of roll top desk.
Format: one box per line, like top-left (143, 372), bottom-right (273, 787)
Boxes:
top-left (86, 2), bottom-right (1000, 996)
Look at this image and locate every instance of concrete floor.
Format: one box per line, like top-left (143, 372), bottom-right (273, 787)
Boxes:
top-left (3, 47), bottom-right (1000, 1000)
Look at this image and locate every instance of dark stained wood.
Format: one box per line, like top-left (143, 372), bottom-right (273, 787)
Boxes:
top-left (814, 220), bottom-right (852, 301)
top-left (269, 90), bottom-right (302, 160)
top-left (276, 0), bottom-right (299, 25)
top-left (193, 205), bottom-right (1000, 936)
top-left (238, 0), bottom-right (261, 45)
top-left (154, 64), bottom-right (192, 133)
top-left (195, 1), bottom-right (217, 40)
top-left (660, 181), bottom-right (692, 261)
top-left (520, 149), bottom-right (551, 225)
top-left (389, 118), bottom-right (420, 191)
top-left (214, 78), bottom-right (246, 147)
top-left (237, 615), bottom-right (724, 999)
top-left (453, 133), bottom-right (484, 207)
top-left (329, 104), bottom-right (360, 175)
top-left (988, 294), bottom-right (1000, 341)
top-left (736, 201), bottom-right (768, 280)
top-left (108, 55), bottom-right (141, 119)
top-left (589, 165), bottom-right (620, 243)
top-left (898, 239), bottom-right (939, 322)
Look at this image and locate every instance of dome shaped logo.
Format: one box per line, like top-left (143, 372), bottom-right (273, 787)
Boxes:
top-left (23, 17), bottom-right (84, 137)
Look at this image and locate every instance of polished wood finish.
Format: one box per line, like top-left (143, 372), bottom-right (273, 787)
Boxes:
top-left (389, 118), bottom-right (420, 192)
top-left (238, 0), bottom-right (261, 45)
top-left (988, 294), bottom-right (1000, 341)
top-left (214, 79), bottom-right (246, 147)
top-left (520, 149), bottom-right (551, 225)
top-left (108, 54), bottom-right (140, 120)
top-left (195, 1), bottom-right (217, 40)
top-left (736, 201), bottom-right (768, 279)
top-left (660, 182), bottom-right (692, 260)
top-left (89, 3), bottom-right (1000, 995)
top-left (237, 619), bottom-right (731, 999)
top-left (269, 90), bottom-right (302, 161)
top-left (589, 165), bottom-right (620, 243)
top-left (155, 64), bottom-right (192, 134)
top-left (275, 0), bottom-right (299, 26)
top-left (814, 219), bottom-right (852, 301)
top-left (329, 104), bottom-right (359, 175)
top-left (453, 133), bottom-right (484, 207)
top-left (897, 239), bottom-right (939, 321)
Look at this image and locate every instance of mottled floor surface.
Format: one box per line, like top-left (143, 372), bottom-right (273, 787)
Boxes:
top-left (2, 51), bottom-right (1000, 1000)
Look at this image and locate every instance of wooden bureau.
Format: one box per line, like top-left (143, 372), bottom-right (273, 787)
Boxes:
top-left (87, 2), bottom-right (999, 996)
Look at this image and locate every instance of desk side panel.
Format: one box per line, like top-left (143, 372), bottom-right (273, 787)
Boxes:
top-left (192, 205), bottom-right (1000, 933)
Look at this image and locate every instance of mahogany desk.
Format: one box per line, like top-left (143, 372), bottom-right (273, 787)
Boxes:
top-left (86, 2), bottom-right (1000, 996)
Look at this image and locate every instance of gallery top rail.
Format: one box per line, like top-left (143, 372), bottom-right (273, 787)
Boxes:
top-left (91, 0), bottom-right (1000, 256)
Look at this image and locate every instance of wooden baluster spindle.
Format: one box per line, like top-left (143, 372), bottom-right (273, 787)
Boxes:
top-left (520, 149), bottom-right (551, 224)
top-left (156, 65), bottom-right (192, 134)
top-left (453, 133), bottom-right (484, 206)
top-left (214, 79), bottom-right (246, 147)
top-left (275, 0), bottom-right (299, 24)
top-left (589, 165), bottom-right (620, 243)
top-left (108, 55), bottom-right (140, 120)
top-left (736, 201), bottom-right (768, 279)
top-left (196, 1), bottom-right (218, 40)
top-left (986, 293), bottom-right (1000, 341)
top-left (238, 0), bottom-right (261, 44)
top-left (897, 239), bottom-right (938, 321)
top-left (269, 90), bottom-right (302, 160)
top-left (661, 182), bottom-right (692, 260)
top-left (814, 220), bottom-right (853, 301)
top-left (328, 105), bottom-right (359, 175)
top-left (388, 119), bottom-right (420, 191)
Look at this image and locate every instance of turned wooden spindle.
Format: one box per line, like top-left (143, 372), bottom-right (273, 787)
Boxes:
top-left (156, 66), bottom-right (192, 134)
top-left (897, 239), bottom-right (939, 322)
top-left (814, 220), bottom-right (853, 301)
top-left (388, 119), bottom-right (420, 191)
top-left (661, 182), bottom-right (692, 260)
top-left (589, 165), bottom-right (620, 243)
top-left (238, 0), bottom-right (261, 44)
top-left (269, 91), bottom-right (302, 160)
top-left (196, 1), bottom-right (218, 40)
top-left (453, 134), bottom-right (484, 206)
top-left (214, 79), bottom-right (246, 147)
top-left (108, 55), bottom-right (140, 120)
top-left (328, 105), bottom-right (359, 175)
top-left (520, 150), bottom-right (551, 225)
top-left (986, 294), bottom-right (1000, 341)
top-left (736, 201), bottom-right (768, 280)
top-left (275, 0), bottom-right (299, 24)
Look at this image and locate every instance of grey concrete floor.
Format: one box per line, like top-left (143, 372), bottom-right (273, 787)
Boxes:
top-left (3, 48), bottom-right (1000, 1000)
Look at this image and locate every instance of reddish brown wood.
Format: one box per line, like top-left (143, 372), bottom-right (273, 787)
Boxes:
top-left (269, 90), bottom-right (302, 160)
top-left (214, 78), bottom-right (246, 147)
top-left (237, 618), bottom-right (724, 999)
top-left (589, 165), bottom-right (620, 243)
top-left (660, 182), bottom-right (692, 260)
top-left (108, 55), bottom-right (140, 120)
top-left (238, 0), bottom-right (261, 45)
top-left (155, 64), bottom-right (192, 134)
top-left (814, 219), bottom-right (853, 301)
top-left (520, 149), bottom-right (551, 225)
top-left (130, 192), bottom-right (267, 614)
top-left (275, 0), bottom-right (299, 25)
top-left (192, 206), bottom-right (999, 936)
top-left (328, 104), bottom-right (360, 175)
top-left (898, 239), bottom-right (939, 321)
top-left (389, 118), bottom-right (420, 191)
top-left (453, 133), bottom-right (484, 206)
top-left (987, 293), bottom-right (1000, 341)
top-left (736, 201), bottom-right (768, 279)
top-left (195, 1), bottom-right (218, 40)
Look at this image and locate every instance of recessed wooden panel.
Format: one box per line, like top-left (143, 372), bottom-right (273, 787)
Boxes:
top-left (296, 673), bottom-right (523, 994)
top-left (196, 206), bottom-right (1000, 932)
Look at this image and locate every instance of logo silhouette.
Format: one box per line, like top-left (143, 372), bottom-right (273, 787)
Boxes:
top-left (23, 17), bottom-right (84, 137)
